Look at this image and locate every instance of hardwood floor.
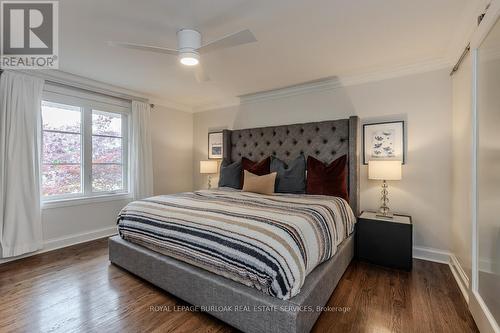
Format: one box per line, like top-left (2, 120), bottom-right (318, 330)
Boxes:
top-left (0, 238), bottom-right (478, 333)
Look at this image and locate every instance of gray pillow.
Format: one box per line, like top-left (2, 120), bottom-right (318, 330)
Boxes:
top-left (218, 159), bottom-right (242, 189)
top-left (270, 155), bottom-right (306, 194)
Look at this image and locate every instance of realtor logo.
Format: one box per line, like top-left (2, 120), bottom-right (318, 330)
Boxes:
top-left (1, 1), bottom-right (58, 69)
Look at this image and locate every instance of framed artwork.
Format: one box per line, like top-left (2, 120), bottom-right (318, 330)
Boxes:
top-left (363, 121), bottom-right (405, 165)
top-left (208, 131), bottom-right (223, 159)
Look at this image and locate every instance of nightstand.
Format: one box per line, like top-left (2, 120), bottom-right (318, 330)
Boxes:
top-left (356, 211), bottom-right (413, 271)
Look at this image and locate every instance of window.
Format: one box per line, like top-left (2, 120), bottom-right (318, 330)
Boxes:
top-left (41, 101), bottom-right (83, 196)
top-left (41, 89), bottom-right (129, 201)
top-left (92, 110), bottom-right (124, 192)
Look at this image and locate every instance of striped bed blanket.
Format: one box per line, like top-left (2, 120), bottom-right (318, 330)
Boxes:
top-left (117, 189), bottom-right (355, 300)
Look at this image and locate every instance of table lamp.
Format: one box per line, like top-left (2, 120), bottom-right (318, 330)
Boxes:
top-left (200, 160), bottom-right (218, 189)
top-left (368, 160), bottom-right (402, 218)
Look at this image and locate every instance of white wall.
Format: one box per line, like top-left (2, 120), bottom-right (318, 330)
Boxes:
top-left (451, 52), bottom-right (473, 280)
top-left (194, 69), bottom-right (453, 251)
top-left (41, 198), bottom-right (131, 247)
top-left (151, 105), bottom-right (194, 195)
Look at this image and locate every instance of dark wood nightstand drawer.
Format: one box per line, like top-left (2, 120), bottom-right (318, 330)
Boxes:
top-left (355, 211), bottom-right (412, 271)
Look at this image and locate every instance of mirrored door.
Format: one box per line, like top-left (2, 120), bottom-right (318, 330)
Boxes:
top-left (476, 15), bottom-right (500, 324)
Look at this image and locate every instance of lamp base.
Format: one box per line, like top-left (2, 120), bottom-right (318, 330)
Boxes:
top-left (377, 180), bottom-right (393, 219)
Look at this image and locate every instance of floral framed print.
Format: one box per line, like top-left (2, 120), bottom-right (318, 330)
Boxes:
top-left (363, 121), bottom-right (405, 165)
top-left (208, 131), bottom-right (223, 159)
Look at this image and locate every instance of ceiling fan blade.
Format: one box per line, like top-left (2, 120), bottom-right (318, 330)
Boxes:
top-left (194, 65), bottom-right (210, 82)
top-left (108, 41), bottom-right (178, 55)
top-left (198, 29), bottom-right (256, 54)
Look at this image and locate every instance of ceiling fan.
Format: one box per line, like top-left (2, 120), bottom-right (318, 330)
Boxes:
top-left (108, 29), bottom-right (257, 82)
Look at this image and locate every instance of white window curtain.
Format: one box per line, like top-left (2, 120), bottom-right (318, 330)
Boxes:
top-left (0, 71), bottom-right (44, 258)
top-left (131, 101), bottom-right (153, 200)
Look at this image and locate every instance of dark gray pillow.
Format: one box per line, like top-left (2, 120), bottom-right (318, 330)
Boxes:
top-left (218, 159), bottom-right (242, 189)
top-left (270, 155), bottom-right (306, 194)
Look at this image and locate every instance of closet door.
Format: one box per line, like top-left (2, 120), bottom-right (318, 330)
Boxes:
top-left (476, 15), bottom-right (500, 325)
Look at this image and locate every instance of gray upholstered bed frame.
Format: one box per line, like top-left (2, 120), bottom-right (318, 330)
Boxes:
top-left (109, 116), bottom-right (360, 333)
top-left (222, 116), bottom-right (360, 215)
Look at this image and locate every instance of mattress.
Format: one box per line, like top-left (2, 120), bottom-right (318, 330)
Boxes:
top-left (117, 189), bottom-right (355, 300)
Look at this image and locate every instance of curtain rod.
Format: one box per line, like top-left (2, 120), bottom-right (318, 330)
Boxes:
top-left (450, 44), bottom-right (471, 76)
top-left (0, 69), bottom-right (154, 108)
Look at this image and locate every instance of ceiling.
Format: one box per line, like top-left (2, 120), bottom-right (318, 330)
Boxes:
top-left (59, 0), bottom-right (479, 111)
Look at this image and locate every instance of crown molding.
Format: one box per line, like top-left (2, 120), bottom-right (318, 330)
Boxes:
top-left (192, 57), bottom-right (452, 113)
top-left (11, 69), bottom-right (194, 113)
top-left (339, 58), bottom-right (451, 86)
top-left (13, 57), bottom-right (452, 114)
top-left (190, 97), bottom-right (240, 113)
top-left (238, 76), bottom-right (343, 105)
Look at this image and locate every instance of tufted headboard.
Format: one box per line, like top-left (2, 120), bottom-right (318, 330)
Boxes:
top-left (222, 116), bottom-right (360, 215)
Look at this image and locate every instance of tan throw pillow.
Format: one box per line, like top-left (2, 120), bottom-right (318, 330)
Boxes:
top-left (242, 170), bottom-right (277, 195)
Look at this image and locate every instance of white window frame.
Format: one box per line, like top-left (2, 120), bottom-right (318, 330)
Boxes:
top-left (41, 85), bottom-right (131, 205)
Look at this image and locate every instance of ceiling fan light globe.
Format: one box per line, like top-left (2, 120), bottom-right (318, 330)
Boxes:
top-left (180, 57), bottom-right (199, 66)
top-left (179, 52), bottom-right (199, 66)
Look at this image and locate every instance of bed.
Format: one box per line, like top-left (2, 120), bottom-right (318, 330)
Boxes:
top-left (109, 116), bottom-right (360, 333)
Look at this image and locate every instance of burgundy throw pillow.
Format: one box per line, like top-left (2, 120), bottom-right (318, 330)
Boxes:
top-left (241, 157), bottom-right (270, 188)
top-left (306, 155), bottom-right (348, 200)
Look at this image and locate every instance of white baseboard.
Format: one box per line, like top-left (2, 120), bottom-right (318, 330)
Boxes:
top-left (413, 246), bottom-right (470, 303)
top-left (413, 246), bottom-right (500, 331)
top-left (413, 245), bottom-right (451, 264)
top-left (43, 225), bottom-right (117, 250)
top-left (0, 226), bottom-right (117, 265)
top-left (449, 254), bottom-right (470, 303)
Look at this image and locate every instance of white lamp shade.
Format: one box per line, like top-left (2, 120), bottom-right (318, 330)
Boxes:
top-left (200, 160), bottom-right (218, 174)
top-left (368, 160), bottom-right (402, 180)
